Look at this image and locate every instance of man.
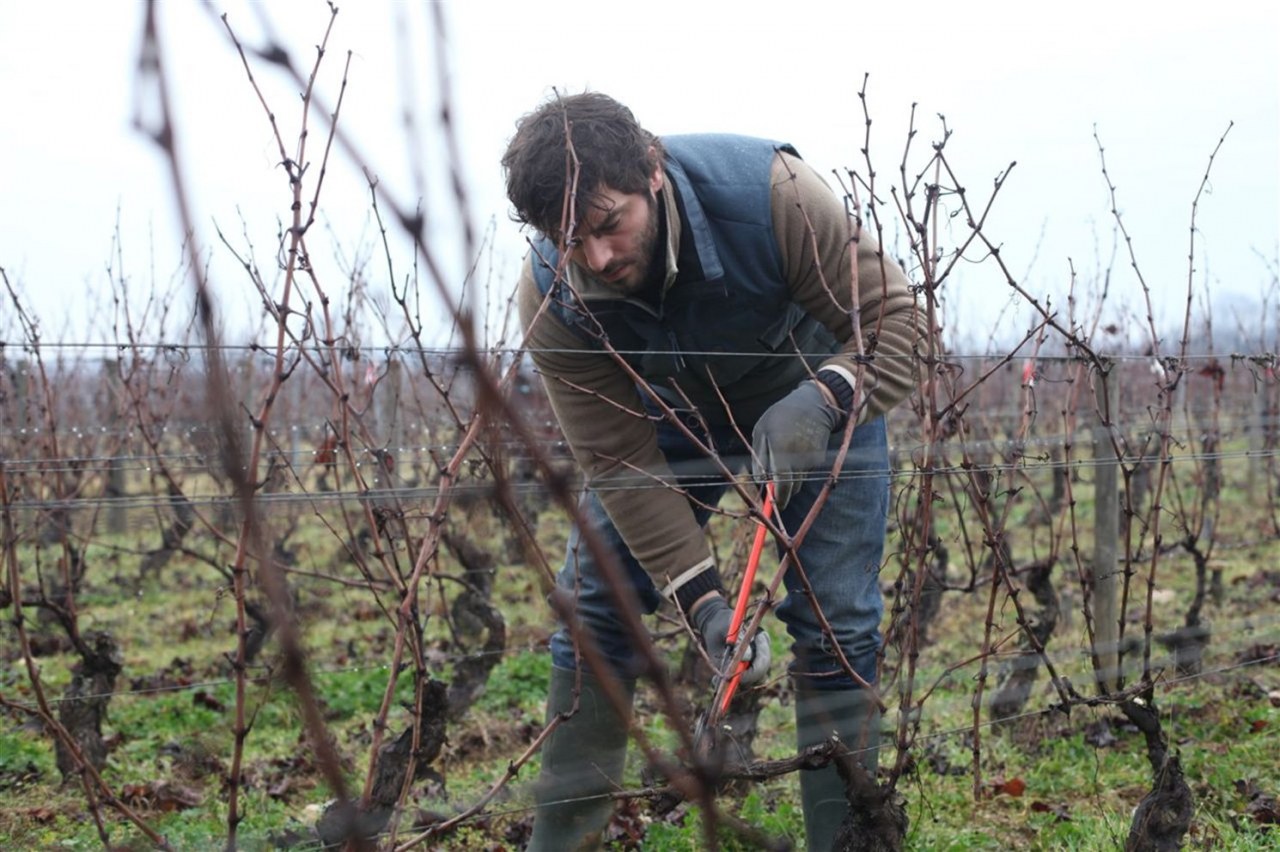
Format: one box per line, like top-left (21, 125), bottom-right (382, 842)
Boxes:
top-left (503, 92), bottom-right (924, 850)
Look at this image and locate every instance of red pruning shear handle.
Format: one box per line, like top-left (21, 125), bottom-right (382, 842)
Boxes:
top-left (718, 482), bottom-right (775, 714)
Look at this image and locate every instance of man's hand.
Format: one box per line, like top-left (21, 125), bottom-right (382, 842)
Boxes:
top-left (751, 380), bottom-right (842, 509)
top-left (691, 595), bottom-right (771, 686)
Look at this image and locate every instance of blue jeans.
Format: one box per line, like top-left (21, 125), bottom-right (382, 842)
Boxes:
top-left (549, 414), bottom-right (890, 689)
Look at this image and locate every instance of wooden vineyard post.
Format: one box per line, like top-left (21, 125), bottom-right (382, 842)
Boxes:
top-left (104, 358), bottom-right (127, 535)
top-left (1092, 362), bottom-right (1120, 694)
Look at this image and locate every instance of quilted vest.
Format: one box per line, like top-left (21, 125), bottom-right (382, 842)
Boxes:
top-left (530, 134), bottom-right (836, 418)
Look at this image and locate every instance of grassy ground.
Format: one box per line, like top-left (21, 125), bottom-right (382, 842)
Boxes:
top-left (2, 472), bottom-right (1279, 850)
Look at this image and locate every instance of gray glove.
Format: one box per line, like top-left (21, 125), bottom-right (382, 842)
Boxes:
top-left (692, 595), bottom-right (771, 686)
top-left (751, 380), bottom-right (842, 509)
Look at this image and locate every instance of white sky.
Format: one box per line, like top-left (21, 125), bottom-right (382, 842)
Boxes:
top-left (1, 0), bottom-right (1277, 349)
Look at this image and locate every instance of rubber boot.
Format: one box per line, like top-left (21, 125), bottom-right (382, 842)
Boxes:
top-left (527, 666), bottom-right (636, 852)
top-left (795, 685), bottom-right (881, 851)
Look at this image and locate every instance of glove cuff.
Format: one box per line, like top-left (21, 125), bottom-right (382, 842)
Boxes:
top-left (689, 587), bottom-right (729, 636)
top-left (815, 367), bottom-right (857, 429)
top-left (664, 559), bottom-right (726, 616)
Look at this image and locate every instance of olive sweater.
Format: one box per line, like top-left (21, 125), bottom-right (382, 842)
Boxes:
top-left (517, 143), bottom-right (926, 597)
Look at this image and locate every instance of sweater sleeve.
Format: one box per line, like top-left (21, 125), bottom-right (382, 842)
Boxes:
top-left (770, 152), bottom-right (926, 422)
top-left (517, 261), bottom-right (715, 598)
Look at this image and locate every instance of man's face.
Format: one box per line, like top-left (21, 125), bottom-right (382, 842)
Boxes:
top-left (566, 166), bottom-right (663, 295)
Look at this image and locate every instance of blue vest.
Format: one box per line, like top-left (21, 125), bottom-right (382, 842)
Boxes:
top-left (531, 134), bottom-right (835, 416)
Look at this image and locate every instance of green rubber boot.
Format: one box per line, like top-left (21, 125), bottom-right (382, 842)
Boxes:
top-left (528, 666), bottom-right (636, 852)
top-left (795, 685), bottom-right (881, 851)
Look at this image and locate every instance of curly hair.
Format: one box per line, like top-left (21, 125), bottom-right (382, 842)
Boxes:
top-left (501, 91), bottom-right (664, 238)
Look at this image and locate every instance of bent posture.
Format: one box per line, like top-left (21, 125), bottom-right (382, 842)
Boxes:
top-left (503, 92), bottom-right (925, 850)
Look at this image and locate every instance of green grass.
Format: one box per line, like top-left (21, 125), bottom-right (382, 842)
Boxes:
top-left (3, 452), bottom-right (1279, 850)
top-left (637, 787), bottom-right (805, 850)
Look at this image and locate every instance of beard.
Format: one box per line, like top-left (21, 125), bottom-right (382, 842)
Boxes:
top-left (599, 193), bottom-right (661, 296)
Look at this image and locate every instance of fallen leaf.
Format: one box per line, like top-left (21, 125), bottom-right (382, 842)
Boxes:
top-left (1231, 680), bottom-right (1268, 701)
top-left (120, 781), bottom-right (202, 812)
top-left (1237, 643), bottom-right (1279, 666)
top-left (1030, 800), bottom-right (1071, 821)
top-left (120, 783), bottom-right (149, 805)
top-left (1250, 720), bottom-right (1268, 734)
top-left (1247, 795), bottom-right (1280, 825)
top-left (152, 781), bottom-right (203, 812)
top-left (193, 690), bottom-right (226, 712)
top-left (352, 601), bottom-right (380, 622)
top-left (993, 777), bottom-right (1026, 797)
top-left (1237, 779), bottom-right (1266, 799)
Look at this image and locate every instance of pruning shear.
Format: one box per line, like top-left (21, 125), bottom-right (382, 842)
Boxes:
top-left (693, 483), bottom-right (775, 752)
top-left (718, 481), bottom-right (775, 714)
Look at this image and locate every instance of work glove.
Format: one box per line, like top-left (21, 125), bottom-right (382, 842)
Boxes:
top-left (691, 594), bottom-right (772, 686)
top-left (751, 380), bottom-right (842, 509)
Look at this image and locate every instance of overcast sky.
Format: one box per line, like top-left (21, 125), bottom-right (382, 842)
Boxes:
top-left (1, 0), bottom-right (1276, 349)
